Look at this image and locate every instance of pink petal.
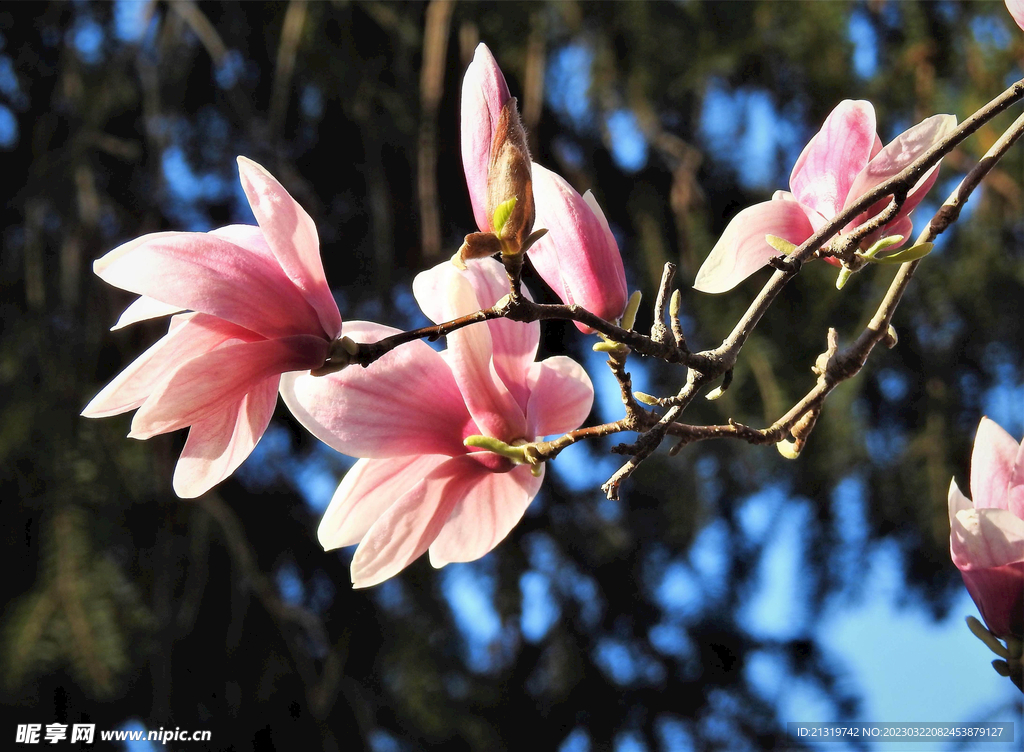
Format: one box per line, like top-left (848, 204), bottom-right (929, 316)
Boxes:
top-left (951, 507), bottom-right (1024, 570)
top-left (844, 114), bottom-right (957, 221)
top-left (971, 417), bottom-right (1019, 511)
top-left (209, 224), bottom-right (277, 262)
top-left (525, 356), bottom-right (594, 438)
top-left (130, 335), bottom-right (329, 439)
top-left (1006, 440), bottom-right (1024, 521)
top-left (428, 463), bottom-right (544, 567)
top-left (440, 267), bottom-right (528, 441)
top-left (171, 375), bottom-right (279, 498)
top-left (413, 258), bottom-right (539, 413)
top-left (236, 157), bottom-right (342, 338)
top-left (1008, 0), bottom-right (1024, 31)
top-left (82, 313), bottom-right (261, 419)
top-left (790, 100), bottom-right (877, 220)
top-left (95, 231), bottom-right (324, 340)
top-left (959, 563), bottom-right (1024, 638)
top-left (948, 478), bottom-right (973, 528)
top-left (350, 455), bottom-right (483, 588)
top-left (318, 454), bottom-right (451, 550)
top-left (529, 164), bottom-right (629, 331)
top-left (111, 296), bottom-right (184, 331)
top-left (279, 322), bottom-right (473, 458)
top-left (693, 197), bottom-right (815, 294)
top-left (461, 43), bottom-right (511, 232)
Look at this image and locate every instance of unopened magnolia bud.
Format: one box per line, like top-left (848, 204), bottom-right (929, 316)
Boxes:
top-left (486, 98), bottom-right (534, 253)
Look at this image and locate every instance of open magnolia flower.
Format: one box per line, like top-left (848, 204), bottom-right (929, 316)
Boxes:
top-left (694, 100), bottom-right (957, 293)
top-left (83, 157), bottom-right (341, 498)
top-left (281, 257), bottom-right (594, 588)
top-left (949, 417), bottom-right (1024, 639)
top-left (461, 42), bottom-right (628, 330)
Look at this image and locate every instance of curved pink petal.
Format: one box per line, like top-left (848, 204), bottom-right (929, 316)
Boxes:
top-left (171, 375), bottom-right (279, 498)
top-left (948, 478), bottom-right (973, 528)
top-left (350, 455), bottom-right (483, 588)
top-left (318, 454), bottom-right (451, 550)
top-left (130, 335), bottom-right (328, 439)
top-left (111, 296), bottom-right (184, 331)
top-left (960, 563), bottom-right (1024, 638)
top-left (209, 224), bottom-right (277, 262)
top-left (461, 43), bottom-right (511, 232)
top-left (845, 114), bottom-right (957, 221)
top-left (952, 507), bottom-right (1024, 570)
top-left (236, 157), bottom-right (342, 338)
top-left (1008, 0), bottom-right (1024, 31)
top-left (428, 463), bottom-right (544, 567)
top-left (971, 417), bottom-right (1019, 511)
top-left (529, 164), bottom-right (629, 331)
top-left (693, 198), bottom-right (815, 294)
top-left (441, 269), bottom-right (528, 441)
top-left (790, 100), bottom-right (877, 220)
top-left (82, 313), bottom-right (260, 419)
top-left (95, 231), bottom-right (323, 340)
top-left (1007, 441), bottom-right (1024, 521)
top-left (279, 322), bottom-right (473, 458)
top-left (413, 258), bottom-right (539, 413)
top-left (525, 356), bottom-right (594, 438)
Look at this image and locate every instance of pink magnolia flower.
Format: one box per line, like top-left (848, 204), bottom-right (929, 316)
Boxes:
top-left (281, 258), bottom-right (594, 588)
top-left (461, 42), bottom-right (628, 330)
top-left (83, 157), bottom-right (342, 498)
top-left (949, 417), bottom-right (1024, 639)
top-left (529, 164), bottom-right (629, 332)
top-left (694, 100), bottom-right (958, 294)
top-left (1007, 0), bottom-right (1024, 32)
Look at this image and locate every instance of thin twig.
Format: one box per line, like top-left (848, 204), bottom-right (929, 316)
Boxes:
top-left (650, 262), bottom-right (676, 345)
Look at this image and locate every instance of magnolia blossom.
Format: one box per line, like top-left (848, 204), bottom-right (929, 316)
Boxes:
top-left (949, 417), bottom-right (1024, 639)
top-left (281, 258), bottom-right (594, 588)
top-left (461, 42), bottom-right (628, 329)
top-left (83, 157), bottom-right (341, 498)
top-left (530, 164), bottom-right (629, 332)
top-left (1007, 0), bottom-right (1024, 32)
top-left (694, 100), bottom-right (957, 294)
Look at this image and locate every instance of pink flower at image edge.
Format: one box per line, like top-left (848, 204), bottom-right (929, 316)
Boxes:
top-left (1007, 0), bottom-right (1024, 32)
top-left (281, 258), bottom-right (594, 588)
top-left (694, 100), bottom-right (957, 294)
top-left (82, 157), bottom-right (341, 499)
top-left (949, 417), bottom-right (1024, 639)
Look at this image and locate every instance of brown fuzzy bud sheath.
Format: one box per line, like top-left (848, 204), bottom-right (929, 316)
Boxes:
top-left (485, 98), bottom-right (535, 253)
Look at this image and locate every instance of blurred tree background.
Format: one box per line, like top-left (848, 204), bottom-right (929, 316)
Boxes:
top-left (1, 1), bottom-right (1022, 750)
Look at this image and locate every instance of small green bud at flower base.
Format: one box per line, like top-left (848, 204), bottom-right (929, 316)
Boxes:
top-left (619, 290), bottom-right (642, 331)
top-left (765, 234), bottom-right (798, 255)
top-left (593, 340), bottom-right (626, 354)
top-left (835, 264), bottom-right (855, 290)
top-left (634, 391), bottom-right (660, 406)
top-left (864, 242), bottom-right (934, 265)
top-left (492, 197), bottom-right (518, 239)
top-left (777, 439), bottom-right (801, 459)
top-left (857, 234), bottom-right (905, 260)
top-left (705, 386), bottom-right (726, 401)
top-left (669, 289), bottom-right (682, 319)
top-left (966, 615), bottom-right (1011, 659)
